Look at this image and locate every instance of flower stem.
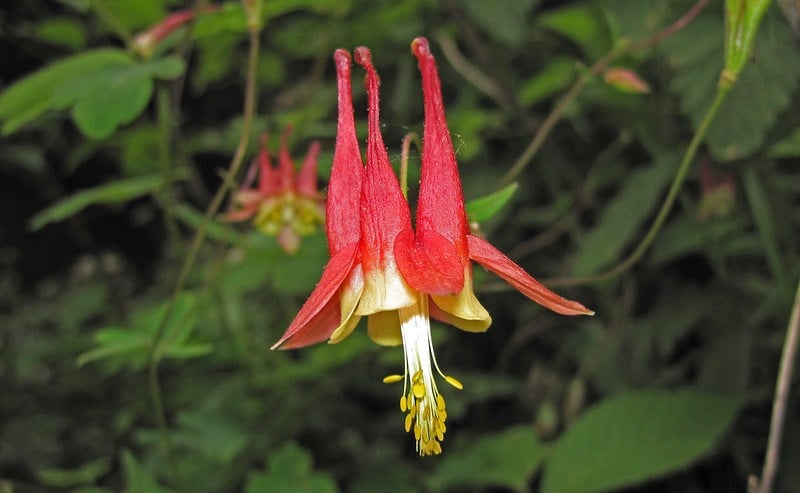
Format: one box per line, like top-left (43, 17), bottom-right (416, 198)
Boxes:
top-left (546, 83), bottom-right (731, 288)
top-left (146, 26), bottom-right (261, 490)
top-left (156, 85), bottom-right (180, 253)
top-left (400, 132), bottom-right (419, 199)
top-left (496, 0), bottom-right (709, 189)
top-left (757, 276), bottom-right (800, 493)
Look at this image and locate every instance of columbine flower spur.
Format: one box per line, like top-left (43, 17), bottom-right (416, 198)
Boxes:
top-left (272, 38), bottom-right (593, 456)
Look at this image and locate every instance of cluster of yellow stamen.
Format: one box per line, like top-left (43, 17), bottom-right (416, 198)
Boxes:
top-left (253, 192), bottom-right (323, 237)
top-left (383, 297), bottom-right (463, 456)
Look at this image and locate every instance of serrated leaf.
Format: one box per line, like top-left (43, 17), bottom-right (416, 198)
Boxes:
top-left (572, 155), bottom-right (676, 275)
top-left (428, 426), bottom-right (543, 492)
top-left (466, 182), bottom-right (518, 223)
top-left (0, 49), bottom-right (130, 134)
top-left (663, 9), bottom-right (800, 160)
top-left (245, 442), bottom-right (338, 493)
top-left (541, 390), bottom-right (742, 493)
top-left (30, 174), bottom-right (165, 231)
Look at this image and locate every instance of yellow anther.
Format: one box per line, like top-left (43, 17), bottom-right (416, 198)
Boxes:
top-left (412, 370), bottom-right (423, 383)
top-left (383, 374), bottom-right (404, 384)
top-left (405, 413), bottom-right (413, 433)
top-left (436, 394), bottom-right (445, 410)
top-left (400, 394), bottom-right (407, 412)
top-left (412, 383), bottom-right (425, 399)
top-left (406, 394), bottom-right (413, 411)
top-left (444, 375), bottom-right (463, 390)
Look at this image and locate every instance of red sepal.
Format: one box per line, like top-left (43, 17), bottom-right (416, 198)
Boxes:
top-left (327, 49), bottom-right (364, 254)
top-left (395, 228), bottom-right (463, 295)
top-left (467, 235), bottom-right (594, 316)
top-left (271, 242), bottom-right (360, 349)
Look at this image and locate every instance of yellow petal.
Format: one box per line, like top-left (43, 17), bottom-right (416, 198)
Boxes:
top-left (355, 258), bottom-right (416, 316)
top-left (430, 269), bottom-right (491, 333)
top-left (367, 310), bottom-right (403, 346)
top-left (329, 265), bottom-right (365, 344)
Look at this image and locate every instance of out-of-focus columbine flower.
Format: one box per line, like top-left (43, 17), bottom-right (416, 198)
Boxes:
top-left (272, 39), bottom-right (593, 456)
top-left (225, 129), bottom-right (324, 254)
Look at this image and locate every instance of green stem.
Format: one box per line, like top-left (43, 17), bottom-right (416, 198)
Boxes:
top-left (399, 132), bottom-right (419, 199)
top-left (146, 27), bottom-right (261, 490)
top-left (546, 84), bottom-right (731, 288)
top-left (497, 44), bottom-right (626, 189)
top-left (496, 0), bottom-right (710, 189)
top-left (758, 275), bottom-right (800, 493)
top-left (157, 85), bottom-right (180, 253)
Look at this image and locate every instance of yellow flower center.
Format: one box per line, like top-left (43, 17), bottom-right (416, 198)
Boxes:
top-left (253, 192), bottom-right (323, 237)
top-left (383, 295), bottom-right (463, 456)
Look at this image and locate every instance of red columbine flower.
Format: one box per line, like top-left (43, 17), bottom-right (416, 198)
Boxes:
top-left (225, 128), bottom-right (323, 254)
top-left (272, 40), bottom-right (593, 456)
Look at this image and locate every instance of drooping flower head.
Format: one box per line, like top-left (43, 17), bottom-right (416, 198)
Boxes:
top-left (272, 39), bottom-right (593, 456)
top-left (225, 127), bottom-right (324, 254)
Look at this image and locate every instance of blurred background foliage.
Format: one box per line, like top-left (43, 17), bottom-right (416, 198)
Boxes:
top-left (1, 0), bottom-right (799, 492)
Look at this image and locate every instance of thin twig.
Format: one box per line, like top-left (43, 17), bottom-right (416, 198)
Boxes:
top-left (435, 32), bottom-right (511, 110)
top-left (758, 277), bottom-right (800, 493)
top-left (145, 26), bottom-right (261, 489)
top-left (497, 0), bottom-right (710, 188)
top-left (544, 84), bottom-right (731, 288)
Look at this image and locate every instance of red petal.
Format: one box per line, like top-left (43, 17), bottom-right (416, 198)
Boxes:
top-left (411, 37), bottom-right (470, 254)
top-left (271, 242), bottom-right (360, 349)
top-left (297, 140), bottom-right (321, 198)
top-left (277, 126), bottom-right (295, 192)
top-left (467, 235), bottom-right (594, 316)
top-left (354, 46), bottom-right (413, 272)
top-left (257, 134), bottom-right (279, 195)
top-left (395, 227), bottom-right (463, 295)
top-left (327, 49), bottom-right (364, 254)
top-left (277, 297), bottom-right (340, 349)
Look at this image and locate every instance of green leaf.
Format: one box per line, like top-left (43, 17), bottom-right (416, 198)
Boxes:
top-left (122, 449), bottom-right (173, 493)
top-left (541, 390), bottom-right (743, 493)
top-left (175, 203), bottom-right (244, 245)
top-left (53, 56), bottom-right (185, 139)
top-left (30, 174), bottom-right (165, 231)
top-left (77, 293), bottom-right (209, 368)
top-left (33, 18), bottom-right (88, 50)
top-left (663, 10), bottom-right (800, 160)
top-left (0, 49), bottom-right (129, 134)
top-left (768, 127), bottom-right (800, 157)
top-left (463, 0), bottom-right (540, 47)
top-left (466, 182), bottom-right (519, 223)
top-left (428, 426), bottom-right (544, 492)
top-left (538, 5), bottom-right (611, 60)
top-left (571, 155), bottom-right (676, 275)
top-left (245, 442), bottom-right (338, 493)
top-left (37, 457), bottom-right (111, 487)
top-left (519, 57), bottom-right (577, 107)
top-left (743, 167), bottom-right (788, 295)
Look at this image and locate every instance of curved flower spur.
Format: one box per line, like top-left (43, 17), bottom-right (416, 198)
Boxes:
top-left (272, 38), bottom-right (593, 456)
